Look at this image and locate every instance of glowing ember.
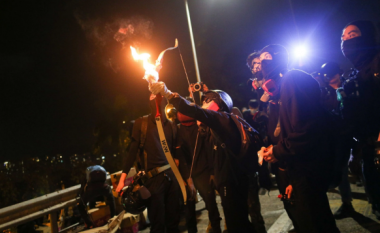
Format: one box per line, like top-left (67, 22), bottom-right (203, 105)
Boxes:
top-left (130, 46), bottom-right (158, 83)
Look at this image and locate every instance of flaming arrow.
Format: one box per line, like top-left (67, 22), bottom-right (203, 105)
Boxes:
top-left (130, 39), bottom-right (187, 204)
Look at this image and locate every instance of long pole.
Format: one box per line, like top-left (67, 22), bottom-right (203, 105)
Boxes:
top-left (184, 0), bottom-right (201, 83)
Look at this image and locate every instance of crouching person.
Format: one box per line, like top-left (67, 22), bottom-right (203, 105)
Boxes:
top-left (150, 83), bottom-right (262, 233)
top-left (77, 165), bottom-right (116, 229)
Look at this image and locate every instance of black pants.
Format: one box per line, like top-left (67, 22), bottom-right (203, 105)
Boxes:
top-left (218, 175), bottom-right (254, 233)
top-left (185, 199), bottom-right (198, 233)
top-left (247, 175), bottom-right (267, 233)
top-left (145, 170), bottom-right (181, 233)
top-left (275, 169), bottom-right (299, 232)
top-left (290, 169), bottom-right (340, 233)
top-left (193, 171), bottom-right (222, 233)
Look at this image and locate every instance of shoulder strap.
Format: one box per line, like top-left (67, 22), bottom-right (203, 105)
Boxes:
top-left (140, 115), bottom-right (149, 149)
top-left (139, 115), bottom-right (149, 170)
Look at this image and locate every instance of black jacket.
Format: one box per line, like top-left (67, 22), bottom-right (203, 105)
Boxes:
top-left (170, 96), bottom-right (244, 188)
top-left (176, 123), bottom-right (213, 179)
top-left (346, 51), bottom-right (380, 140)
top-left (272, 70), bottom-right (333, 175)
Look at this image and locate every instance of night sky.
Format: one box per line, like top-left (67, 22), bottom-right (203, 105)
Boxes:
top-left (1, 0), bottom-right (379, 160)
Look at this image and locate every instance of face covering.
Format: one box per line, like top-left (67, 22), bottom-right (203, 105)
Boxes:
top-left (254, 69), bottom-right (264, 80)
top-left (341, 36), bottom-right (367, 61)
top-left (341, 34), bottom-right (377, 68)
top-left (261, 59), bottom-right (284, 80)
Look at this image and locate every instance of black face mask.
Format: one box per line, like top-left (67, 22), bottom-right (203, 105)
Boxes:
top-left (341, 36), bottom-right (365, 60)
top-left (261, 60), bottom-right (274, 79)
top-left (341, 36), bottom-right (376, 68)
top-left (253, 70), bottom-right (264, 80)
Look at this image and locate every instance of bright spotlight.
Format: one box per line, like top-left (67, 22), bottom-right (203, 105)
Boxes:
top-left (294, 46), bottom-right (308, 58)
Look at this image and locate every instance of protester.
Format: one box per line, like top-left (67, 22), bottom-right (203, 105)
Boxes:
top-left (243, 99), bottom-right (268, 144)
top-left (260, 44), bottom-right (340, 232)
top-left (176, 110), bottom-right (222, 233)
top-left (116, 96), bottom-right (181, 233)
top-left (247, 52), bottom-right (267, 112)
top-left (339, 20), bottom-right (380, 219)
top-left (150, 82), bottom-right (261, 232)
top-left (314, 62), bottom-right (356, 219)
top-left (77, 165), bottom-right (116, 229)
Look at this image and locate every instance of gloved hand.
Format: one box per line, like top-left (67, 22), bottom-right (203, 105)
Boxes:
top-left (150, 81), bottom-right (172, 99)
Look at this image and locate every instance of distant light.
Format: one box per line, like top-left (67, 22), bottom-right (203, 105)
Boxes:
top-left (123, 121), bottom-right (126, 124)
top-left (294, 45), bottom-right (308, 58)
top-left (113, 154), bottom-right (117, 157)
top-left (102, 156), bottom-right (105, 159)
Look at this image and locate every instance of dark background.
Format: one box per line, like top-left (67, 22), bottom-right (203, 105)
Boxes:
top-left (1, 0), bottom-right (380, 160)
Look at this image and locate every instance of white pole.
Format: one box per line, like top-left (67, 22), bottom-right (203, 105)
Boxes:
top-left (184, 0), bottom-right (201, 83)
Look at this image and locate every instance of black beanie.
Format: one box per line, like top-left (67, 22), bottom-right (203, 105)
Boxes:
top-left (260, 44), bottom-right (289, 75)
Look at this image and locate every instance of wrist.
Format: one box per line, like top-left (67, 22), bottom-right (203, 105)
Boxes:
top-left (163, 90), bottom-right (173, 99)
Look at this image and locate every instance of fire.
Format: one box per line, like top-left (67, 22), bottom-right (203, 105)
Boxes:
top-left (130, 46), bottom-right (158, 83)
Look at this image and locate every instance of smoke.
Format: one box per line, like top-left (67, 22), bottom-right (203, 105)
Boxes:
top-left (74, 13), bottom-right (154, 48)
top-left (113, 17), bottom-right (154, 48)
top-left (74, 12), bottom-right (154, 72)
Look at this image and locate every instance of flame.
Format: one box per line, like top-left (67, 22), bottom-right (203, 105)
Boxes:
top-left (130, 46), bottom-right (158, 83)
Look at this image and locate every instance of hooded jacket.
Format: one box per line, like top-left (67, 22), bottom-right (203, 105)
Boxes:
top-left (272, 70), bottom-right (333, 177)
top-left (170, 96), bottom-right (245, 188)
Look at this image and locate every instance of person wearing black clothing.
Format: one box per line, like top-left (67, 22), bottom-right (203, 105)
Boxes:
top-left (255, 46), bottom-right (300, 232)
top-left (242, 99), bottom-right (268, 233)
top-left (77, 166), bottom-right (116, 228)
top-left (261, 44), bottom-right (340, 233)
top-left (247, 52), bottom-right (267, 113)
top-left (340, 20), bottom-right (380, 219)
top-left (243, 99), bottom-right (268, 143)
top-left (116, 96), bottom-right (180, 233)
top-left (150, 83), bottom-right (257, 233)
top-left (314, 62), bottom-right (356, 219)
top-left (176, 111), bottom-right (222, 233)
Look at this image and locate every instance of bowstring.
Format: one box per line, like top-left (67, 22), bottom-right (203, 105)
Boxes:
top-left (178, 45), bottom-right (191, 87)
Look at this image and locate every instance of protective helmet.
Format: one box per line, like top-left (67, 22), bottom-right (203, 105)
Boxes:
top-left (203, 90), bottom-right (233, 113)
top-left (318, 62), bottom-right (343, 82)
top-left (122, 186), bottom-right (150, 215)
top-left (86, 165), bottom-right (107, 183)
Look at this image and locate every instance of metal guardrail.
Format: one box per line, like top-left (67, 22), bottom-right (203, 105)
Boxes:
top-left (0, 172), bottom-right (120, 233)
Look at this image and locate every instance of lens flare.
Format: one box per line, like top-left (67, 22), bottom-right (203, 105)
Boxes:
top-left (294, 45), bottom-right (308, 58)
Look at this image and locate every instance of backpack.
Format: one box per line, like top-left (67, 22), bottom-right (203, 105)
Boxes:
top-left (210, 113), bottom-right (263, 176)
